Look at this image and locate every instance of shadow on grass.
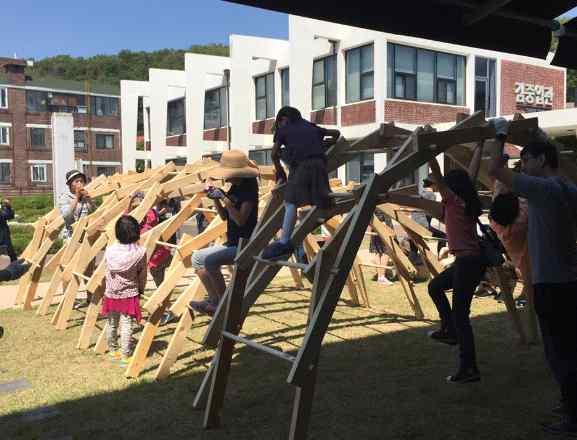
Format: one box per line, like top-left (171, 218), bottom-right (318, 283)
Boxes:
top-left (0, 307), bottom-right (556, 440)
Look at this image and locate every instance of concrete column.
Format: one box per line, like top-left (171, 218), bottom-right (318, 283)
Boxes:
top-left (51, 113), bottom-right (75, 206)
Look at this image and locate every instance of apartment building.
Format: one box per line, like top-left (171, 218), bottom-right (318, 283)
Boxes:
top-left (0, 58), bottom-right (122, 195)
top-left (121, 15), bottom-right (576, 185)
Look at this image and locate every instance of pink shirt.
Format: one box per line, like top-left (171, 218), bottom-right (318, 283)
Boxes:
top-left (442, 190), bottom-right (480, 257)
top-left (490, 199), bottom-right (531, 281)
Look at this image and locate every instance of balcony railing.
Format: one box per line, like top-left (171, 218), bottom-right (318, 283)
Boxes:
top-left (74, 143), bottom-right (89, 152)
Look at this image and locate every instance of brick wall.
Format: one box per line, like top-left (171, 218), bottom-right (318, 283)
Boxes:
top-left (252, 118), bottom-right (275, 135)
top-left (384, 100), bottom-right (469, 124)
top-left (203, 128), bottom-right (228, 141)
top-left (166, 134), bottom-right (187, 146)
top-left (74, 113), bottom-right (121, 130)
top-left (500, 60), bottom-right (565, 115)
top-left (341, 101), bottom-right (376, 126)
top-left (310, 107), bottom-right (337, 125)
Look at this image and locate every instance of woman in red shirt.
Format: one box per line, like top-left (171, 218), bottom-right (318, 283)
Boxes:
top-left (425, 153), bottom-right (486, 384)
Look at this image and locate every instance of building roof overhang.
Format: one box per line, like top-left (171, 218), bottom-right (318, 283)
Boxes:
top-left (225, 1), bottom-right (577, 68)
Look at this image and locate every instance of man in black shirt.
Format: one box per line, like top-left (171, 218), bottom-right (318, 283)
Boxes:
top-left (188, 150), bottom-right (259, 316)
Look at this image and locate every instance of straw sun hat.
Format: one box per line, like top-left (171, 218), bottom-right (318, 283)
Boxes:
top-left (208, 149), bottom-right (259, 179)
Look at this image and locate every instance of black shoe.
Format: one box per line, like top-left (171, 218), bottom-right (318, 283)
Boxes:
top-left (6, 261), bottom-right (30, 280)
top-left (159, 311), bottom-right (177, 326)
top-left (542, 420), bottom-right (577, 437)
top-left (446, 368), bottom-right (481, 384)
top-left (427, 329), bottom-right (458, 346)
top-left (262, 241), bottom-right (294, 261)
top-left (552, 403), bottom-right (569, 418)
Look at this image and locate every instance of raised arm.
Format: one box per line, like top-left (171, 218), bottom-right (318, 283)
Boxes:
top-left (427, 158), bottom-right (450, 200)
top-left (468, 141), bottom-right (485, 181)
top-left (385, 193), bottom-right (444, 220)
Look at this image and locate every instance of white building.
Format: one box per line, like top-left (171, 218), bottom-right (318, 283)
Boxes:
top-left (121, 15), bottom-right (576, 183)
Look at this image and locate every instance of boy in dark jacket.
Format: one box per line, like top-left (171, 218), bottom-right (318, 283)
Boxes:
top-left (0, 199), bottom-right (16, 261)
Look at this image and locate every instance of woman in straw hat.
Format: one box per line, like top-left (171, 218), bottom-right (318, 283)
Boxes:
top-left (263, 106), bottom-right (340, 260)
top-left (188, 150), bottom-right (259, 316)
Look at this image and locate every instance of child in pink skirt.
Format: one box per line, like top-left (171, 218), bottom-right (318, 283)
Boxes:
top-left (102, 215), bottom-right (147, 363)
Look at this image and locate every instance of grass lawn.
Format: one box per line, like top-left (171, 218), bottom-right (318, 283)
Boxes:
top-left (0, 273), bottom-right (555, 440)
top-left (2, 194), bottom-right (54, 224)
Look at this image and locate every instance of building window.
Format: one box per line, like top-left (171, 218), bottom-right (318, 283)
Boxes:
top-left (0, 163), bottom-right (10, 183)
top-left (0, 88), bottom-right (7, 109)
top-left (167, 98), bottom-right (186, 136)
top-left (47, 93), bottom-right (87, 113)
top-left (249, 148), bottom-right (273, 166)
top-left (474, 57), bottom-right (496, 117)
top-left (0, 127), bottom-right (9, 146)
top-left (281, 68), bottom-right (290, 107)
top-left (255, 72), bottom-right (274, 120)
top-left (346, 153), bottom-right (374, 183)
top-left (30, 128), bottom-right (46, 148)
top-left (95, 133), bottom-right (114, 149)
top-left (202, 152), bottom-right (222, 162)
top-left (31, 164), bottom-right (47, 183)
top-left (346, 44), bottom-right (374, 103)
top-left (204, 87), bottom-right (228, 130)
top-left (91, 96), bottom-right (119, 116)
top-left (135, 159), bottom-right (152, 173)
top-left (312, 55), bottom-right (337, 110)
top-left (387, 43), bottom-right (465, 105)
top-left (96, 166), bottom-right (117, 177)
top-left (74, 130), bottom-right (87, 151)
top-left (26, 91), bottom-right (49, 112)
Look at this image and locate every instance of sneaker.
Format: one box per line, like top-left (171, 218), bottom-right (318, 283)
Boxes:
top-left (107, 350), bottom-right (122, 362)
top-left (159, 311), bottom-right (177, 326)
top-left (427, 328), bottom-right (458, 346)
top-left (72, 299), bottom-right (87, 310)
top-left (377, 276), bottom-right (394, 286)
top-left (119, 355), bottom-right (133, 366)
top-left (552, 403), bottom-right (569, 418)
top-left (262, 241), bottom-right (294, 261)
top-left (188, 300), bottom-right (217, 316)
top-left (541, 420), bottom-right (577, 437)
top-left (446, 368), bottom-right (481, 384)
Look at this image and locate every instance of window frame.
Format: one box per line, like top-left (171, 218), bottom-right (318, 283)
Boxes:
top-left (312, 54), bottom-right (337, 111)
top-left (91, 96), bottom-right (119, 117)
top-left (74, 130), bottom-right (87, 151)
top-left (254, 72), bottom-right (275, 121)
top-left (388, 43), bottom-right (466, 106)
top-left (30, 164), bottom-right (48, 183)
top-left (280, 68), bottom-right (290, 107)
top-left (30, 127), bottom-right (46, 148)
top-left (95, 133), bottom-right (114, 150)
top-left (0, 163), bottom-right (11, 184)
top-left (474, 56), bottom-right (497, 117)
top-left (167, 97), bottom-right (187, 136)
top-left (0, 127), bottom-right (9, 146)
top-left (0, 88), bottom-right (8, 109)
top-left (203, 86), bottom-right (228, 130)
top-left (345, 44), bottom-right (375, 104)
top-left (346, 152), bottom-right (375, 184)
top-left (95, 166), bottom-right (117, 177)
top-left (26, 90), bottom-right (49, 113)
top-left (249, 148), bottom-right (274, 166)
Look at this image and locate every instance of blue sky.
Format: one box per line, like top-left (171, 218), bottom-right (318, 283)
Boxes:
top-left (1, 1), bottom-right (288, 60)
top-left (2, 2), bottom-right (576, 61)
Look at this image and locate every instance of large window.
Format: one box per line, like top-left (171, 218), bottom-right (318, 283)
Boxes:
top-left (346, 153), bottom-right (374, 183)
top-left (387, 43), bottom-right (465, 105)
top-left (0, 127), bottom-right (9, 146)
top-left (167, 98), bottom-right (186, 135)
top-left (47, 93), bottom-right (86, 113)
top-left (95, 133), bottom-right (114, 149)
top-left (31, 164), bottom-right (47, 183)
top-left (74, 130), bottom-right (87, 151)
top-left (30, 128), bottom-right (46, 148)
top-left (255, 73), bottom-right (275, 120)
top-left (312, 55), bottom-right (337, 110)
top-left (96, 166), bottom-right (117, 177)
top-left (281, 68), bottom-right (290, 107)
top-left (249, 148), bottom-right (273, 166)
top-left (346, 44), bottom-right (374, 103)
top-left (0, 88), bottom-right (7, 109)
top-left (475, 57), bottom-right (496, 117)
top-left (0, 163), bottom-right (10, 183)
top-left (204, 87), bottom-right (228, 130)
top-left (91, 96), bottom-right (119, 116)
top-left (27, 91), bottom-right (48, 112)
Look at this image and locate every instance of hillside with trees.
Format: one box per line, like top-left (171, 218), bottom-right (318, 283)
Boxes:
top-left (28, 44), bottom-right (229, 85)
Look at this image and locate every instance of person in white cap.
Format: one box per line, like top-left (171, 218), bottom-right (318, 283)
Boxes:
top-left (58, 169), bottom-right (94, 240)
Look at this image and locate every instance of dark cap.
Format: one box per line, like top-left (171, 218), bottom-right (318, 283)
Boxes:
top-left (65, 170), bottom-right (87, 186)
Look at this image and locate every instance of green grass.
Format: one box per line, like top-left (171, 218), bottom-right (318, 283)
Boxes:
top-left (2, 194), bottom-right (54, 224)
top-left (9, 224), bottom-right (63, 256)
top-left (0, 274), bottom-right (553, 440)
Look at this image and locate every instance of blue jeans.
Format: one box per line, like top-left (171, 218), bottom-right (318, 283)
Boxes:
top-left (191, 245), bottom-right (237, 274)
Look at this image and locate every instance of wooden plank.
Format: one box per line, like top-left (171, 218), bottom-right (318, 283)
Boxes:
top-left (77, 284), bottom-right (105, 350)
top-left (154, 309), bottom-right (194, 380)
top-left (36, 267), bottom-right (63, 316)
top-left (93, 323), bottom-right (108, 354)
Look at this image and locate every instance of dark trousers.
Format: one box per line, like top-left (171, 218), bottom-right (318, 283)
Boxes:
top-left (428, 255), bottom-right (486, 370)
top-left (534, 282), bottom-right (577, 422)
